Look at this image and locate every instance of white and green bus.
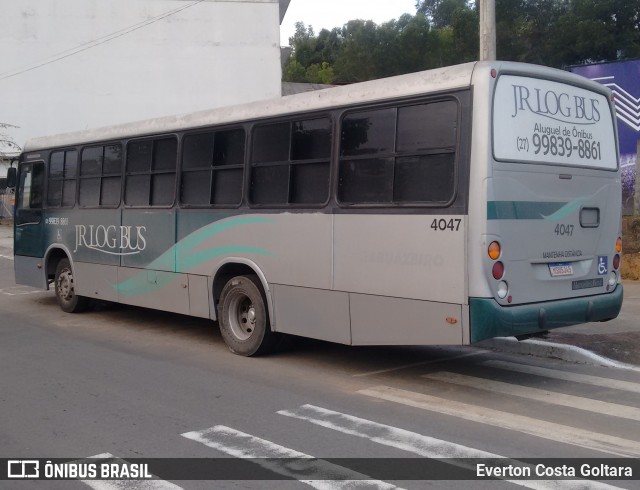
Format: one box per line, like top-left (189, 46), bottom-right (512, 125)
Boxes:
top-left (14, 61), bottom-right (623, 356)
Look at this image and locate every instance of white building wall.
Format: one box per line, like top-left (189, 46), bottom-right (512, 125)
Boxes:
top-left (0, 0), bottom-right (282, 150)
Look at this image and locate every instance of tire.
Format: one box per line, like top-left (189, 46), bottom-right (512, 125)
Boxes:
top-left (218, 275), bottom-right (278, 356)
top-left (54, 258), bottom-right (90, 313)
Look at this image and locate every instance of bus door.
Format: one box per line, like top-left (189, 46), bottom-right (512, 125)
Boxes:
top-left (14, 161), bottom-right (45, 258)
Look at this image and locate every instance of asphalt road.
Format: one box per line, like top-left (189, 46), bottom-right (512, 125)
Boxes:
top-left (1, 230), bottom-right (639, 489)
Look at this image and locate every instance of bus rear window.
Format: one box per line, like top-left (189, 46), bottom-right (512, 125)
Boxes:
top-left (493, 75), bottom-right (617, 170)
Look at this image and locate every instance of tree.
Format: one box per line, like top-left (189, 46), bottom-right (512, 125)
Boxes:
top-left (283, 23), bottom-right (340, 83)
top-left (451, 6), bottom-right (479, 62)
top-left (287, 22), bottom-right (325, 69)
top-left (417, 0), bottom-right (471, 28)
top-left (333, 20), bottom-right (381, 82)
top-left (282, 1), bottom-right (640, 84)
top-left (549, 0), bottom-right (640, 66)
top-left (305, 62), bottom-right (336, 84)
top-left (283, 59), bottom-right (307, 82)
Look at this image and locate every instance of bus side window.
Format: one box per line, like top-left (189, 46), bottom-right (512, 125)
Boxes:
top-left (15, 162), bottom-right (44, 225)
top-left (339, 108), bottom-right (396, 203)
top-left (181, 128), bottom-right (245, 207)
top-left (338, 100), bottom-right (458, 205)
top-left (250, 117), bottom-right (331, 206)
top-left (79, 144), bottom-right (122, 207)
top-left (125, 137), bottom-right (176, 207)
top-left (47, 150), bottom-right (77, 208)
top-left (18, 162), bottom-right (44, 210)
top-left (395, 101), bottom-right (457, 203)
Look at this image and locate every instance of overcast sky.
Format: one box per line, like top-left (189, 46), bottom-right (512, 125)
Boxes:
top-left (280, 0), bottom-right (418, 46)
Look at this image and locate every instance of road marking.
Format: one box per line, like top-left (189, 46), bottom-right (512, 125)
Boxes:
top-left (358, 385), bottom-right (640, 458)
top-left (278, 404), bottom-right (620, 490)
top-left (482, 360), bottom-right (640, 394)
top-left (352, 350), bottom-right (488, 377)
top-left (181, 425), bottom-right (399, 489)
top-left (0, 285), bottom-right (46, 296)
top-left (80, 453), bottom-right (182, 490)
top-left (422, 371), bottom-right (640, 421)
top-left (0, 253), bottom-right (13, 260)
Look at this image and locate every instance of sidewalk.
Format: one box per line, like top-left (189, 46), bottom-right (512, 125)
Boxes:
top-left (477, 281), bottom-right (640, 369)
top-left (539, 280), bottom-right (640, 366)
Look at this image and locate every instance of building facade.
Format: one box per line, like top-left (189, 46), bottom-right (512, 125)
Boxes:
top-left (0, 0), bottom-right (288, 159)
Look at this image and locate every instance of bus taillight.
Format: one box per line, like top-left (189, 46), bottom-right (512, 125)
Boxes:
top-left (488, 241), bottom-right (508, 298)
top-left (497, 281), bottom-right (508, 299)
top-left (616, 237), bottom-right (622, 253)
top-left (492, 261), bottom-right (504, 280)
top-left (613, 254), bottom-right (620, 270)
top-left (488, 241), bottom-right (501, 260)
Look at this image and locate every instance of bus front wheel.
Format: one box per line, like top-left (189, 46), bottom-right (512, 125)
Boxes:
top-left (218, 275), bottom-right (277, 356)
top-left (54, 258), bottom-right (90, 313)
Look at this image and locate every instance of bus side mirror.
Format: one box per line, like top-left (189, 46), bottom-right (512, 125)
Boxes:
top-left (6, 167), bottom-right (16, 188)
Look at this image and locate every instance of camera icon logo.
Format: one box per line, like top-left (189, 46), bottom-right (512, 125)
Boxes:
top-left (7, 460), bottom-right (40, 478)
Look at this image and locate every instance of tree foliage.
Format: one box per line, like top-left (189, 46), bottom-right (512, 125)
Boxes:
top-left (283, 1), bottom-right (640, 84)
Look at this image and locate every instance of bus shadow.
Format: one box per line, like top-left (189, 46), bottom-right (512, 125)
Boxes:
top-left (35, 294), bottom-right (489, 374)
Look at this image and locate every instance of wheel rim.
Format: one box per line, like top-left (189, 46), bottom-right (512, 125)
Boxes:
top-left (57, 267), bottom-right (74, 302)
top-left (227, 293), bottom-right (257, 341)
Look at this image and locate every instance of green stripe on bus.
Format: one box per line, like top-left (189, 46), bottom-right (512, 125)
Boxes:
top-left (487, 196), bottom-right (590, 220)
top-left (487, 201), bottom-right (566, 220)
top-left (115, 216), bottom-right (275, 297)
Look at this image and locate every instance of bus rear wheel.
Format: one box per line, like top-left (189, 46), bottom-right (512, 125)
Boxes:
top-left (218, 275), bottom-right (277, 356)
top-left (54, 258), bottom-right (90, 313)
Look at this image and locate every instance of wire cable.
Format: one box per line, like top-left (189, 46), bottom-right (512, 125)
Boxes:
top-left (0, 0), bottom-right (207, 81)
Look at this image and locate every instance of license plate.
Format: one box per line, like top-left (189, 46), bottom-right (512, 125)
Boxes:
top-left (549, 262), bottom-right (573, 277)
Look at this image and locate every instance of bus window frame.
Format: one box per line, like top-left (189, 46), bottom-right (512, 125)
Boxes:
top-left (247, 112), bottom-right (334, 210)
top-left (179, 124), bottom-right (247, 209)
top-left (46, 148), bottom-right (78, 209)
top-left (335, 94), bottom-right (463, 209)
top-left (15, 160), bottom-right (45, 226)
top-left (78, 141), bottom-right (124, 209)
top-left (124, 133), bottom-right (179, 209)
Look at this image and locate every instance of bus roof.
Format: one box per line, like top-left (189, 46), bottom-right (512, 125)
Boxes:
top-left (24, 62), bottom-right (477, 152)
top-left (23, 61), bottom-right (607, 152)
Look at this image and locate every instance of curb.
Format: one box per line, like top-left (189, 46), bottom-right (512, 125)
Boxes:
top-left (478, 337), bottom-right (640, 372)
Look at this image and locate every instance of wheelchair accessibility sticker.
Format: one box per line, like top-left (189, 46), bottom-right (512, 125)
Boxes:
top-left (597, 256), bottom-right (608, 275)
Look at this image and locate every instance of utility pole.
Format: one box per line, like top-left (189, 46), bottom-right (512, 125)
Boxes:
top-left (479, 0), bottom-right (496, 61)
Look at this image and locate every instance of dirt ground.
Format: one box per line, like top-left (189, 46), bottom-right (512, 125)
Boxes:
top-left (621, 252), bottom-right (640, 280)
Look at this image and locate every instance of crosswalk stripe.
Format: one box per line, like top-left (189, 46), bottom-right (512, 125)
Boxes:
top-left (358, 385), bottom-right (640, 458)
top-left (80, 453), bottom-right (182, 490)
top-left (181, 425), bottom-right (399, 489)
top-left (278, 404), bottom-right (620, 490)
top-left (482, 360), bottom-right (640, 394)
top-left (422, 371), bottom-right (640, 421)
top-left (279, 404), bottom-right (507, 459)
top-left (0, 286), bottom-right (46, 296)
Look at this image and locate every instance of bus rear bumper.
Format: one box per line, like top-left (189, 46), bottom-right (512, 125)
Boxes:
top-left (469, 285), bottom-right (624, 343)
